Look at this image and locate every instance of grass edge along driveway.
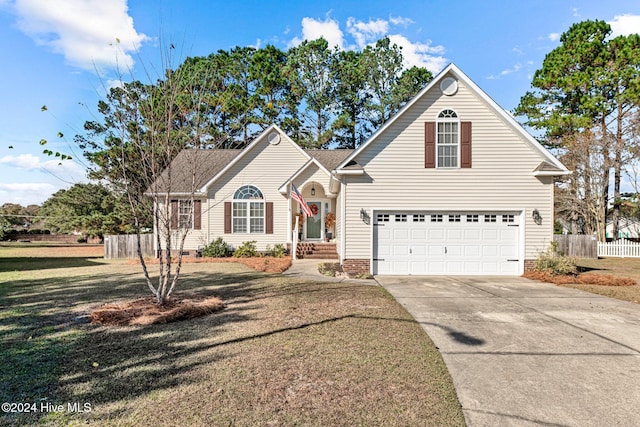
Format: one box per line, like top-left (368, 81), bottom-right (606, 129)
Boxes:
top-left (0, 254), bottom-right (464, 426)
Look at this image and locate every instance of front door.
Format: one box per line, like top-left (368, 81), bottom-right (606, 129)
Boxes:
top-left (305, 201), bottom-right (322, 240)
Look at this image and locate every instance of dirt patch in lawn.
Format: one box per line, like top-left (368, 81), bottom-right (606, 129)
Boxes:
top-left (524, 271), bottom-right (637, 286)
top-left (90, 296), bottom-right (225, 326)
top-left (133, 256), bottom-right (292, 273)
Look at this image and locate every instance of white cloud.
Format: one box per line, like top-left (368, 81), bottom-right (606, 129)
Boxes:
top-left (289, 15), bottom-right (447, 73)
top-left (0, 182), bottom-right (58, 205)
top-left (608, 14), bottom-right (640, 37)
top-left (347, 17), bottom-right (389, 49)
top-left (389, 15), bottom-right (414, 27)
top-left (0, 154), bottom-right (86, 182)
top-left (501, 63), bottom-right (522, 76)
top-left (487, 63), bottom-right (523, 80)
top-left (290, 16), bottom-right (345, 49)
top-left (388, 34), bottom-right (447, 73)
top-left (9, 0), bottom-right (149, 71)
top-left (548, 32), bottom-right (561, 42)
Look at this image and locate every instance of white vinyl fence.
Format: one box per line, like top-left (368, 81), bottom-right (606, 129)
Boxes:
top-left (597, 239), bottom-right (640, 258)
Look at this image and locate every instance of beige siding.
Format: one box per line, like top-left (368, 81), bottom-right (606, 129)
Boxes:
top-left (155, 199), bottom-right (208, 251)
top-left (344, 73), bottom-right (555, 264)
top-left (206, 135), bottom-right (310, 251)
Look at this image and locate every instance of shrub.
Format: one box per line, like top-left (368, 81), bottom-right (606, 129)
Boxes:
top-left (234, 240), bottom-right (258, 258)
top-left (266, 243), bottom-right (287, 258)
top-left (202, 237), bottom-right (231, 257)
top-left (533, 242), bottom-right (577, 276)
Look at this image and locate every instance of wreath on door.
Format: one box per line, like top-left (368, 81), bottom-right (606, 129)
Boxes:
top-left (309, 203), bottom-right (319, 215)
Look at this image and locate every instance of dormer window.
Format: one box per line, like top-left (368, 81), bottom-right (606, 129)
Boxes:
top-left (425, 112), bottom-right (472, 169)
top-left (437, 110), bottom-right (459, 168)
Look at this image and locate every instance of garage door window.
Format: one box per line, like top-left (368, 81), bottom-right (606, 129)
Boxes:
top-left (484, 215), bottom-right (497, 222)
top-left (467, 214), bottom-right (479, 222)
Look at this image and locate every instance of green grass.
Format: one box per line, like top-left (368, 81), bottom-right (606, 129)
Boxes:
top-left (0, 246), bottom-right (464, 426)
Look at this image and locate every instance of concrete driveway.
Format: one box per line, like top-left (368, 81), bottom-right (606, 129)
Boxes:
top-left (376, 276), bottom-right (640, 427)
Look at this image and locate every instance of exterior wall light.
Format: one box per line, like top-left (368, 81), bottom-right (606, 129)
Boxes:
top-left (532, 209), bottom-right (542, 225)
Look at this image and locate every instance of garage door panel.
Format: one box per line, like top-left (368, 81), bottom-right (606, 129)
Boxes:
top-left (373, 211), bottom-right (520, 275)
top-left (465, 229), bottom-right (482, 240)
top-left (482, 229), bottom-right (499, 240)
top-left (394, 229), bottom-right (409, 239)
top-left (411, 229), bottom-right (427, 239)
top-left (446, 229), bottom-right (463, 239)
top-left (428, 246), bottom-right (444, 256)
top-left (482, 245), bottom-right (499, 256)
top-left (429, 229), bottom-right (445, 240)
top-left (447, 245), bottom-right (463, 256)
top-left (465, 245), bottom-right (481, 256)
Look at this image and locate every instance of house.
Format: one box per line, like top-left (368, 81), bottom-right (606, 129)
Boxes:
top-left (153, 63), bottom-right (569, 275)
top-left (606, 218), bottom-right (640, 239)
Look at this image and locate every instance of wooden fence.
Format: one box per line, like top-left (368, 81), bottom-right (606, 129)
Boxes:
top-left (553, 234), bottom-right (598, 258)
top-left (597, 239), bottom-right (640, 258)
top-left (104, 234), bottom-right (154, 259)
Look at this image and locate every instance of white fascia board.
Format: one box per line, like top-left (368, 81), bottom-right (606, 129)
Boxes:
top-left (533, 170), bottom-right (572, 177)
top-left (278, 158), bottom-right (314, 193)
top-left (201, 124), bottom-right (312, 192)
top-left (277, 155), bottom-right (333, 194)
top-left (334, 169), bottom-right (365, 176)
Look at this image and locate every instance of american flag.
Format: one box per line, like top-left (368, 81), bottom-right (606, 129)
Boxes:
top-left (291, 184), bottom-right (313, 217)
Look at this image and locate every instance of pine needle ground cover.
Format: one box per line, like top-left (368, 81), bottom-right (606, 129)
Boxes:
top-left (0, 244), bottom-right (464, 426)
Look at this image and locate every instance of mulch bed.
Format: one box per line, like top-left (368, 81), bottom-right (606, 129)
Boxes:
top-left (524, 271), bottom-right (637, 287)
top-left (90, 296), bottom-right (225, 326)
top-left (130, 256), bottom-right (292, 273)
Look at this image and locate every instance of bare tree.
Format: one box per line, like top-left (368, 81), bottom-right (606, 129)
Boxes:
top-left (555, 130), bottom-right (609, 240)
top-left (80, 43), bottom-right (224, 304)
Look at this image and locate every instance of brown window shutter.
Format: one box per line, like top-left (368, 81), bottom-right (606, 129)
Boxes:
top-left (461, 121), bottom-right (472, 168)
top-left (425, 121), bottom-right (436, 168)
top-left (170, 200), bottom-right (178, 229)
top-left (265, 202), bottom-right (273, 234)
top-left (224, 202), bottom-right (231, 234)
top-left (193, 200), bottom-right (202, 230)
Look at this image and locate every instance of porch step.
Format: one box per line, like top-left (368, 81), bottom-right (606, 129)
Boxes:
top-left (295, 242), bottom-right (339, 259)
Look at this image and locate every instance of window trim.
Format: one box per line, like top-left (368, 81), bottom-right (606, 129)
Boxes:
top-left (171, 199), bottom-right (201, 230)
top-left (232, 185), bottom-right (265, 234)
top-left (436, 109), bottom-right (460, 168)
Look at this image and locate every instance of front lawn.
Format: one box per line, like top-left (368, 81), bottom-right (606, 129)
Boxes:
top-left (564, 257), bottom-right (640, 304)
top-left (0, 246), bottom-right (464, 426)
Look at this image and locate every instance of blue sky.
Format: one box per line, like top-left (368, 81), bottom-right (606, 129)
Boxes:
top-left (1, 0), bottom-right (640, 205)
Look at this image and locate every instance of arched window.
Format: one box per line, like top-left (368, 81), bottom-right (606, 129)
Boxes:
top-left (232, 185), bottom-right (264, 233)
top-left (437, 109), bottom-right (459, 168)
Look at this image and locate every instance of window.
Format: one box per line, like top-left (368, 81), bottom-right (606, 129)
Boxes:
top-left (437, 109), bottom-right (459, 168)
top-left (431, 214), bottom-right (443, 222)
top-left (413, 214), bottom-right (426, 222)
top-left (178, 200), bottom-right (193, 228)
top-left (466, 214), bottom-right (479, 222)
top-left (171, 199), bottom-right (201, 230)
top-left (448, 214), bottom-right (461, 222)
top-left (484, 215), bottom-right (497, 223)
top-left (377, 214), bottom-right (390, 223)
top-left (502, 214), bottom-right (515, 223)
top-left (395, 214), bottom-right (407, 222)
top-left (232, 185), bottom-right (264, 233)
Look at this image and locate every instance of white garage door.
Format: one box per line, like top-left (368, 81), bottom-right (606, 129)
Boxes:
top-left (373, 212), bottom-right (520, 275)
